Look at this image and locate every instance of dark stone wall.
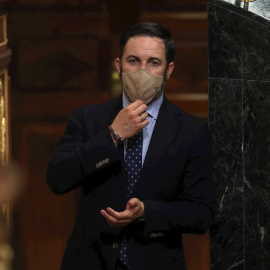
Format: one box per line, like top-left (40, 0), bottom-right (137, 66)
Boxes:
top-left (208, 1), bottom-right (270, 269)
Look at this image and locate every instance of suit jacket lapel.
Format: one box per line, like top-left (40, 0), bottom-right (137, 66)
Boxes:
top-left (101, 96), bottom-right (129, 203)
top-left (103, 95), bottom-right (123, 129)
top-left (133, 97), bottom-right (183, 197)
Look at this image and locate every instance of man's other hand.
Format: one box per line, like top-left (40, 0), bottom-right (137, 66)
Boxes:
top-left (111, 99), bottom-right (149, 140)
top-left (100, 198), bottom-right (144, 228)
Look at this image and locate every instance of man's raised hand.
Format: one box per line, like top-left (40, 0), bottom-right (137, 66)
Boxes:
top-left (111, 99), bottom-right (149, 141)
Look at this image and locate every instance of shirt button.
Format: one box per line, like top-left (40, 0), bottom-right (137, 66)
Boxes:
top-left (112, 242), bottom-right (119, 249)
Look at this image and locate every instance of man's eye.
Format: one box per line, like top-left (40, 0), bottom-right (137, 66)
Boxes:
top-left (150, 61), bottom-right (159, 66)
top-left (129, 59), bottom-right (138, 64)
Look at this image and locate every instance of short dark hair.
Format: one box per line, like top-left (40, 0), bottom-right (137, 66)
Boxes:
top-left (119, 22), bottom-right (175, 65)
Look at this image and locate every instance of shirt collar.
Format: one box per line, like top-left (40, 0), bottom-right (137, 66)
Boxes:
top-left (122, 92), bottom-right (163, 120)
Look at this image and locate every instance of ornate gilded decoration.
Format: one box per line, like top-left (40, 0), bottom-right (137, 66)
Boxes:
top-left (0, 71), bottom-right (9, 222)
top-left (0, 5), bottom-right (13, 270)
top-left (111, 61), bottom-right (122, 98)
top-left (0, 71), bottom-right (8, 166)
top-left (0, 16), bottom-right (8, 47)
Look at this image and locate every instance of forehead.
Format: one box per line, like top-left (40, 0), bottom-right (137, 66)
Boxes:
top-left (123, 36), bottom-right (166, 58)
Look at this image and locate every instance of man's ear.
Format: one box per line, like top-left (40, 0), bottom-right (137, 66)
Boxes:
top-left (115, 58), bottom-right (121, 74)
top-left (166, 62), bottom-right (174, 80)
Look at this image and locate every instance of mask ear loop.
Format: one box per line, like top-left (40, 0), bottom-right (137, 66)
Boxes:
top-left (119, 61), bottom-right (123, 80)
top-left (160, 65), bottom-right (169, 92)
top-left (163, 64), bottom-right (169, 81)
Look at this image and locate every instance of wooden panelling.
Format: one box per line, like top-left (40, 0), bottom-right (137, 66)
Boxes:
top-left (11, 0), bottom-right (103, 12)
top-left (167, 93), bottom-right (208, 120)
top-left (8, 12), bottom-right (111, 92)
top-left (12, 121), bottom-right (78, 270)
top-left (18, 0), bottom-right (99, 6)
top-left (11, 91), bottom-right (111, 120)
top-left (8, 13), bottom-right (109, 37)
top-left (8, 4), bottom-right (113, 270)
top-left (141, 0), bottom-right (207, 11)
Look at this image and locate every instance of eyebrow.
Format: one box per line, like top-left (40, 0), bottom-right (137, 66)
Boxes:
top-left (126, 55), bottom-right (139, 60)
top-left (126, 55), bottom-right (162, 62)
top-left (148, 57), bottom-right (162, 63)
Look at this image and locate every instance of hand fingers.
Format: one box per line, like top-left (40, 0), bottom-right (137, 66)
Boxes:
top-left (133, 104), bottom-right (148, 117)
top-left (100, 209), bottom-right (131, 228)
top-left (106, 207), bottom-right (124, 219)
top-left (126, 99), bottom-right (148, 115)
top-left (102, 203), bottom-right (140, 220)
top-left (139, 112), bottom-right (149, 122)
top-left (100, 199), bottom-right (144, 228)
top-left (138, 119), bottom-right (149, 131)
top-left (106, 207), bottom-right (137, 220)
top-left (127, 198), bottom-right (144, 217)
top-left (127, 198), bottom-right (140, 208)
top-left (128, 99), bottom-right (144, 110)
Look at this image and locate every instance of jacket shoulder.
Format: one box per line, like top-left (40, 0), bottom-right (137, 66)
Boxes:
top-left (72, 95), bottom-right (122, 117)
top-left (164, 97), bottom-right (206, 129)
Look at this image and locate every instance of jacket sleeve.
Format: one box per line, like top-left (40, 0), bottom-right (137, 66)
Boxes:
top-left (46, 107), bottom-right (121, 194)
top-left (142, 124), bottom-right (216, 235)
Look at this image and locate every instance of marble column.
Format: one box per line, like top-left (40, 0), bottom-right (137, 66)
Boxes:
top-left (208, 1), bottom-right (270, 269)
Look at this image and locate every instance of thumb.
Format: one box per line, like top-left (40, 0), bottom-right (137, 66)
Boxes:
top-left (127, 198), bottom-right (139, 208)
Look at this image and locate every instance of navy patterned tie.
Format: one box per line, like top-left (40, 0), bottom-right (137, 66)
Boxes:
top-left (125, 129), bottom-right (143, 198)
top-left (119, 129), bottom-right (143, 268)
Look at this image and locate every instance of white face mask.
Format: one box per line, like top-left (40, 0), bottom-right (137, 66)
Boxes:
top-left (121, 68), bottom-right (164, 104)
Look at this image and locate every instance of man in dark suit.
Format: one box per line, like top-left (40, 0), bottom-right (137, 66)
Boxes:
top-left (47, 22), bottom-right (216, 270)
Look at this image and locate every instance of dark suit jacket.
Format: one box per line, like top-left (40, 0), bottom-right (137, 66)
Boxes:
top-left (47, 95), bottom-right (216, 270)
